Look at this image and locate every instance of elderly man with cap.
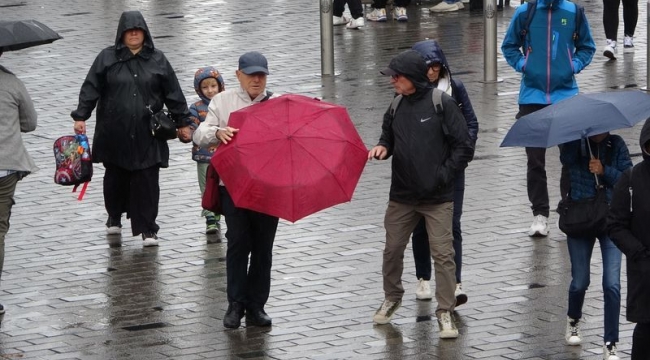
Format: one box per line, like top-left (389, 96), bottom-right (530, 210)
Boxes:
top-left (194, 51), bottom-right (278, 329)
top-left (368, 49), bottom-right (473, 338)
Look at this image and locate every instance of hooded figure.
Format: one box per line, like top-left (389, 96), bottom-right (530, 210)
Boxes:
top-left (376, 49), bottom-right (473, 205)
top-left (70, 10), bottom-right (191, 244)
top-left (188, 67), bottom-right (225, 163)
top-left (608, 119), bottom-right (650, 325)
top-left (71, 10), bottom-right (190, 171)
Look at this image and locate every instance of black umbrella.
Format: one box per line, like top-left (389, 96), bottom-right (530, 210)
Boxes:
top-left (0, 20), bottom-right (62, 52)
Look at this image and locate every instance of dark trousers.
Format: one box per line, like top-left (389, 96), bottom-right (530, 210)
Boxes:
top-left (0, 173), bottom-right (19, 277)
top-left (372, 0), bottom-right (411, 8)
top-left (220, 187), bottom-right (279, 309)
top-left (412, 170), bottom-right (464, 283)
top-left (517, 104), bottom-right (551, 217)
top-left (603, 0), bottom-right (639, 39)
top-left (333, 0), bottom-right (364, 18)
top-left (103, 163), bottom-right (160, 236)
top-left (633, 322), bottom-right (650, 360)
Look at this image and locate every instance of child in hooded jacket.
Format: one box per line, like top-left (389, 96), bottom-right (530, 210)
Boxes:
top-left (178, 66), bottom-right (225, 236)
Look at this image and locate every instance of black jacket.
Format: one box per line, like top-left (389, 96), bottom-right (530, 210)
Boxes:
top-left (608, 119), bottom-right (650, 323)
top-left (71, 11), bottom-right (190, 170)
top-left (378, 50), bottom-right (473, 205)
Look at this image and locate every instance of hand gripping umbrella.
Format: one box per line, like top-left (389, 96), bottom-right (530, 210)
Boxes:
top-left (500, 91), bottom-right (650, 148)
top-left (213, 94), bottom-right (368, 223)
top-left (0, 20), bottom-right (63, 52)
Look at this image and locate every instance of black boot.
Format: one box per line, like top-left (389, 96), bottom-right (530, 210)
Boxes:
top-left (246, 307), bottom-right (272, 327)
top-left (223, 302), bottom-right (245, 329)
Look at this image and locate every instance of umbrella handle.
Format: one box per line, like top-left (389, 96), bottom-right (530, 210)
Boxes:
top-left (585, 138), bottom-right (601, 187)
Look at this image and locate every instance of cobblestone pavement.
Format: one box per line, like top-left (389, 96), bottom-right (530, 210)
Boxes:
top-left (1, 0), bottom-right (648, 358)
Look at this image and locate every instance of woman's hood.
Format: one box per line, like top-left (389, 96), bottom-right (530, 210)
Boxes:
top-left (193, 66), bottom-right (225, 103)
top-left (114, 11), bottom-right (154, 50)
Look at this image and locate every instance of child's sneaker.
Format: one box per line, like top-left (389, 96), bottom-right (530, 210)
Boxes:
top-left (393, 6), bottom-right (408, 21)
top-left (624, 35), bottom-right (634, 53)
top-left (346, 17), bottom-right (364, 29)
top-left (206, 216), bottom-right (219, 235)
top-left (604, 39), bottom-right (617, 60)
top-left (366, 8), bottom-right (387, 22)
top-left (333, 15), bottom-right (350, 26)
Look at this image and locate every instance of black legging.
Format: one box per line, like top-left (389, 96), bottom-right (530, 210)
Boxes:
top-left (603, 0), bottom-right (639, 40)
top-left (333, 0), bottom-right (364, 19)
top-left (372, 0), bottom-right (411, 8)
top-left (633, 322), bottom-right (650, 360)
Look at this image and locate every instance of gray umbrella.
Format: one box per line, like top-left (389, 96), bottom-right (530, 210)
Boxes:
top-left (0, 20), bottom-right (62, 52)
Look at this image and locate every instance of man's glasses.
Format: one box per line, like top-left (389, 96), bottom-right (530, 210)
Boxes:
top-left (391, 74), bottom-right (400, 80)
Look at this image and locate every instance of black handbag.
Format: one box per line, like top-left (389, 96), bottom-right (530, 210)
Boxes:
top-left (148, 106), bottom-right (177, 140)
top-left (557, 187), bottom-right (609, 238)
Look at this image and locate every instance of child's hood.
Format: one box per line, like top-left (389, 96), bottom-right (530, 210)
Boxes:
top-left (193, 66), bottom-right (224, 103)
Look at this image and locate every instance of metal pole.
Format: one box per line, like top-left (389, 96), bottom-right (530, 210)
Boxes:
top-left (641, 0), bottom-right (650, 91)
top-left (482, 0), bottom-right (502, 83)
top-left (320, 0), bottom-right (334, 76)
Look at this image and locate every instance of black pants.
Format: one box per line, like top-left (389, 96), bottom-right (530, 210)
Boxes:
top-left (103, 163), bottom-right (160, 236)
top-left (373, 0), bottom-right (411, 8)
top-left (633, 322), bottom-right (650, 360)
top-left (603, 0), bottom-right (639, 39)
top-left (220, 187), bottom-right (279, 309)
top-left (333, 0), bottom-right (364, 18)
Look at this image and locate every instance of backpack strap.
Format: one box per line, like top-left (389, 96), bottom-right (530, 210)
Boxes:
top-left (432, 88), bottom-right (444, 114)
top-left (519, 0), bottom-right (537, 44)
top-left (261, 90), bottom-right (273, 102)
top-left (573, 3), bottom-right (585, 41)
top-left (389, 94), bottom-right (403, 118)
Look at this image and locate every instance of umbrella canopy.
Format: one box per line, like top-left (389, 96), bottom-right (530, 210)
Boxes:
top-left (500, 91), bottom-right (650, 148)
top-left (0, 20), bottom-right (63, 52)
top-left (213, 94), bottom-right (368, 223)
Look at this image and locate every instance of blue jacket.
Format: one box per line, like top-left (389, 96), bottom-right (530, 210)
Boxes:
top-left (188, 66), bottom-right (224, 163)
top-left (501, 0), bottom-right (595, 105)
top-left (560, 135), bottom-right (632, 202)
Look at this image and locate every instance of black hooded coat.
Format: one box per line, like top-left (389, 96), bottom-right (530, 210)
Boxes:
top-left (71, 11), bottom-right (190, 170)
top-left (608, 119), bottom-right (650, 323)
top-left (377, 50), bottom-right (473, 205)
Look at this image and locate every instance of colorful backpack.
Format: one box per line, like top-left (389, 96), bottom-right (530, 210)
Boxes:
top-left (53, 134), bottom-right (93, 200)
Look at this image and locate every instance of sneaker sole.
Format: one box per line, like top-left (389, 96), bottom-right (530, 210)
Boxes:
top-left (528, 229), bottom-right (549, 237)
top-left (604, 50), bottom-right (616, 60)
top-left (416, 295), bottom-right (433, 301)
top-left (439, 330), bottom-right (459, 339)
top-left (206, 228), bottom-right (219, 235)
top-left (565, 338), bottom-right (582, 346)
top-left (373, 303), bottom-right (400, 324)
top-left (106, 227), bottom-right (122, 235)
top-left (143, 239), bottom-right (159, 247)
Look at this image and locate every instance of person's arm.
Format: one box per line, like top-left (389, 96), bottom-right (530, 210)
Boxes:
top-left (454, 79), bottom-right (478, 144)
top-left (571, 8), bottom-right (596, 74)
top-left (501, 6), bottom-right (527, 73)
top-left (193, 93), bottom-right (227, 148)
top-left (160, 56), bottom-right (191, 125)
top-left (602, 137), bottom-right (633, 187)
top-left (16, 78), bottom-right (37, 133)
top-left (71, 53), bottom-right (104, 122)
top-left (559, 139), bottom-right (581, 166)
top-left (441, 94), bottom-right (472, 177)
top-left (607, 169), bottom-right (649, 260)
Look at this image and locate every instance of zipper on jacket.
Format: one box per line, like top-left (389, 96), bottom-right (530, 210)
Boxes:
top-left (629, 185), bottom-right (633, 212)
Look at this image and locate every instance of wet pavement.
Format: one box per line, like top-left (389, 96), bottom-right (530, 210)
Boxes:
top-left (1, 0), bottom-right (648, 358)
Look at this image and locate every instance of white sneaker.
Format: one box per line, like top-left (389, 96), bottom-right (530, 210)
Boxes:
top-left (333, 15), bottom-right (350, 26)
top-left (142, 232), bottom-right (159, 247)
top-left (415, 278), bottom-right (432, 300)
top-left (373, 299), bottom-right (401, 324)
top-left (604, 39), bottom-right (617, 60)
top-left (438, 311), bottom-right (459, 339)
top-left (393, 6), bottom-right (408, 21)
top-left (366, 8), bottom-right (387, 22)
top-left (429, 1), bottom-right (463, 12)
top-left (603, 342), bottom-right (620, 360)
top-left (455, 283), bottom-right (468, 306)
top-left (346, 17), bottom-right (364, 29)
top-left (565, 317), bottom-right (582, 345)
top-left (624, 35), bottom-right (634, 53)
top-left (106, 226), bottom-right (122, 235)
top-left (528, 215), bottom-right (549, 237)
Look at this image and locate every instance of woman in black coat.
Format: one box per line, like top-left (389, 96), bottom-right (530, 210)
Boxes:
top-left (71, 10), bottom-right (191, 247)
top-left (608, 119), bottom-right (650, 360)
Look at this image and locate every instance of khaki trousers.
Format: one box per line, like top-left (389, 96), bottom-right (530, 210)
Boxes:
top-left (0, 173), bottom-right (19, 277)
top-left (382, 200), bottom-right (456, 315)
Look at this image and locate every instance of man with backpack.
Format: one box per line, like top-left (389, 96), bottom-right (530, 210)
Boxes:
top-left (501, 0), bottom-right (596, 237)
top-left (367, 50), bottom-right (473, 338)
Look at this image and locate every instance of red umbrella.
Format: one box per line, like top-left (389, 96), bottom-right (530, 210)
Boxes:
top-left (213, 94), bottom-right (368, 222)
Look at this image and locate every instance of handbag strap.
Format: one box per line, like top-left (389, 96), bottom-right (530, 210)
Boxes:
top-left (124, 60), bottom-right (155, 115)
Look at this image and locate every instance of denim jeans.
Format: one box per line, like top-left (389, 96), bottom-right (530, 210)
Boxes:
top-left (567, 233), bottom-right (621, 343)
top-left (412, 170), bottom-right (464, 283)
